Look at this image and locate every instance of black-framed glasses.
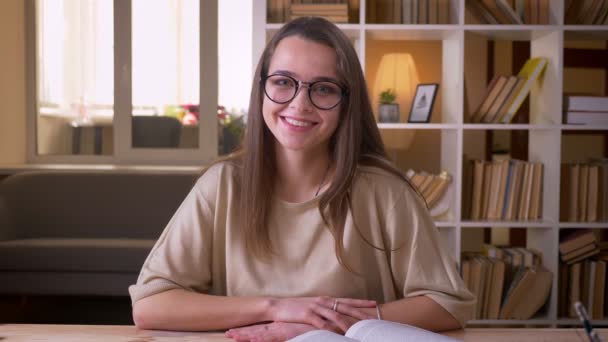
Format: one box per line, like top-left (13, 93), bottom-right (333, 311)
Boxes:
top-left (261, 74), bottom-right (347, 110)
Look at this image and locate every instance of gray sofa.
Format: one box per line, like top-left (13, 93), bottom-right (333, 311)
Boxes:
top-left (0, 170), bottom-right (199, 296)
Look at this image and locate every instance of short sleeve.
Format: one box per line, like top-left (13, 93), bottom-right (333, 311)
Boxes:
top-left (128, 171), bottom-right (218, 304)
top-left (386, 185), bottom-right (476, 328)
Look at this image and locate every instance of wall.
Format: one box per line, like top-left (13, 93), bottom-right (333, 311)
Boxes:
top-left (365, 40), bottom-right (442, 173)
top-left (218, 0), bottom-right (252, 113)
top-left (0, 0), bottom-right (27, 164)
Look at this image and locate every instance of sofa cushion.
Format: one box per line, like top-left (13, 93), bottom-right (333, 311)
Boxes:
top-left (0, 171), bottom-right (198, 239)
top-left (0, 238), bottom-right (155, 273)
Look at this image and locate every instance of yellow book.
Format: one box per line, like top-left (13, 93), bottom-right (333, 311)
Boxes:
top-left (500, 57), bottom-right (549, 123)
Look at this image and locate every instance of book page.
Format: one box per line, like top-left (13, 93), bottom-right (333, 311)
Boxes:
top-left (345, 320), bottom-right (462, 342)
top-left (288, 330), bottom-right (356, 342)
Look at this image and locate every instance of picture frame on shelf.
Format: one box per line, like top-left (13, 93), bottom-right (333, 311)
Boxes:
top-left (408, 83), bottom-right (439, 123)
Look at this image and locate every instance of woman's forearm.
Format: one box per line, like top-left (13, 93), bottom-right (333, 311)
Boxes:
top-left (132, 289), bottom-right (272, 331)
top-left (363, 296), bottom-right (461, 332)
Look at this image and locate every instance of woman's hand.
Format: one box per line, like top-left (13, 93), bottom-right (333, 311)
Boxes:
top-left (267, 296), bottom-right (377, 332)
top-left (225, 322), bottom-right (316, 342)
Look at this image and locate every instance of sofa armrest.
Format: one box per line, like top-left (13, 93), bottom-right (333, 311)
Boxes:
top-left (0, 197), bottom-right (15, 241)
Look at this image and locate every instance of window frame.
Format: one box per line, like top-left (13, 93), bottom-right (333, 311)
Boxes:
top-left (25, 0), bottom-right (219, 165)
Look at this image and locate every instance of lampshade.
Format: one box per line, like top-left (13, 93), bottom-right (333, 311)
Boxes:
top-left (373, 53), bottom-right (420, 149)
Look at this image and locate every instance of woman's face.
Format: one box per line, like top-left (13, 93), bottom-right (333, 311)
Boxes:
top-left (262, 36), bottom-right (342, 156)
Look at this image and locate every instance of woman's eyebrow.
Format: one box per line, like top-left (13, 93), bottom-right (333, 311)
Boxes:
top-left (269, 70), bottom-right (340, 83)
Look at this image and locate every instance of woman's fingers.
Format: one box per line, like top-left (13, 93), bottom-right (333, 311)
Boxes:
top-left (336, 297), bottom-right (377, 308)
top-left (333, 303), bottom-right (376, 320)
top-left (313, 305), bottom-right (353, 333)
top-left (226, 322), bottom-right (318, 342)
top-left (316, 296), bottom-right (376, 310)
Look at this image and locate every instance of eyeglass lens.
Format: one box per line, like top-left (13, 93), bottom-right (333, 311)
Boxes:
top-left (264, 75), bottom-right (343, 110)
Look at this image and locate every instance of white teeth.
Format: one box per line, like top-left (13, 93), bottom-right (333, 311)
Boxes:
top-left (284, 117), bottom-right (313, 127)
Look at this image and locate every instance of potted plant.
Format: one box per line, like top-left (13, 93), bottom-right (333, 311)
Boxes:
top-left (378, 89), bottom-right (400, 122)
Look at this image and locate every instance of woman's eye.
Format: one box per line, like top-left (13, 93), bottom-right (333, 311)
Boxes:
top-left (314, 84), bottom-right (338, 95)
top-left (272, 77), bottom-right (295, 87)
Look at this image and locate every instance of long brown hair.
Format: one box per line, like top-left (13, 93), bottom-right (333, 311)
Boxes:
top-left (224, 17), bottom-right (418, 267)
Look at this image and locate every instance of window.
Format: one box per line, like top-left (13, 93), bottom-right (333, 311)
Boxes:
top-left (29, 0), bottom-right (222, 164)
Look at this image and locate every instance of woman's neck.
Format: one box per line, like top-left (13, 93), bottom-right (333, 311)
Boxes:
top-left (274, 147), bottom-right (332, 203)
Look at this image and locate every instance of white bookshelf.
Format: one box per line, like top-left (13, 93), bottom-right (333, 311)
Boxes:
top-left (254, 0), bottom-right (608, 327)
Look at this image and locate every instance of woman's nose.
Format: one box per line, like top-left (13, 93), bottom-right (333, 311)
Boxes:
top-left (289, 85), bottom-right (313, 112)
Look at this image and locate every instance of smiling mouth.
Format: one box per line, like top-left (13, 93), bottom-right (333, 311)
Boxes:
top-left (281, 116), bottom-right (317, 127)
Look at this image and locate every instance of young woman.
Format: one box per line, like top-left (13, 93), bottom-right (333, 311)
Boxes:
top-left (129, 17), bottom-right (475, 342)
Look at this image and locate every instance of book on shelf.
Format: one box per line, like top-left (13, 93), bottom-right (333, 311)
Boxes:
top-left (470, 58), bottom-right (548, 124)
top-left (269, 0), bottom-right (356, 23)
top-left (500, 57), bottom-right (549, 124)
top-left (565, 95), bottom-right (608, 110)
top-left (592, 260), bottom-right (606, 319)
top-left (596, 0), bottom-right (608, 24)
top-left (566, 0), bottom-right (608, 24)
top-left (560, 162), bottom-right (608, 223)
top-left (565, 111), bottom-right (608, 125)
top-left (496, 0), bottom-right (524, 24)
top-left (466, 0), bottom-right (549, 24)
top-left (467, 159), bottom-right (542, 221)
top-left (466, 0), bottom-right (499, 24)
top-left (559, 230), bottom-right (608, 319)
top-left (470, 75), bottom-right (507, 123)
top-left (481, 0), bottom-right (517, 24)
top-left (560, 229), bottom-right (597, 255)
top-left (397, 0), bottom-right (451, 24)
top-left (405, 169), bottom-right (452, 216)
top-left (563, 259), bottom-right (608, 320)
top-left (482, 76), bottom-right (520, 123)
top-left (562, 242), bottom-right (599, 263)
top-left (499, 265), bottom-right (552, 319)
top-left (288, 319), bottom-right (459, 342)
top-left (462, 247), bottom-right (550, 320)
top-left (290, 2), bottom-right (350, 23)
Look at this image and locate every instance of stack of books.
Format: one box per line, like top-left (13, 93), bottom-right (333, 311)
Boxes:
top-left (563, 95), bottom-right (608, 125)
top-left (290, 1), bottom-right (349, 23)
top-left (469, 58), bottom-right (548, 124)
top-left (560, 229), bottom-right (602, 264)
top-left (461, 246), bottom-right (552, 320)
top-left (558, 229), bottom-right (608, 319)
top-left (466, 0), bottom-right (551, 25)
top-left (405, 169), bottom-right (452, 210)
top-left (560, 161), bottom-right (608, 222)
top-left (565, 0), bottom-right (608, 25)
top-left (468, 159), bottom-right (543, 221)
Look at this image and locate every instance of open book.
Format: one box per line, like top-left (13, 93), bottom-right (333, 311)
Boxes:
top-left (287, 320), bottom-right (461, 342)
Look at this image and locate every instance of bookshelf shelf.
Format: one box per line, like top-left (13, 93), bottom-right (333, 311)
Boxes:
top-left (366, 25), bottom-right (459, 40)
top-left (559, 223), bottom-right (608, 229)
top-left (462, 124), bottom-right (557, 130)
top-left (564, 29), bottom-right (608, 40)
top-left (256, 0), bottom-right (608, 328)
top-left (378, 123), bottom-right (459, 130)
top-left (435, 221), bottom-right (459, 227)
top-left (460, 221), bottom-right (556, 228)
top-left (468, 319), bottom-right (555, 326)
top-left (556, 319), bottom-right (608, 326)
top-left (560, 124), bottom-right (608, 131)
top-left (464, 26), bottom-right (558, 40)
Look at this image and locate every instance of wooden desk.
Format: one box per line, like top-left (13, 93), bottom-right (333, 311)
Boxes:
top-left (1, 325), bottom-right (607, 341)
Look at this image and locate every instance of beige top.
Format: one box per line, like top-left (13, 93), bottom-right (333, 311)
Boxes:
top-left (129, 162), bottom-right (475, 327)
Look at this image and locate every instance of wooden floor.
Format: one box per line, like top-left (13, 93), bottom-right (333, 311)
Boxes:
top-left (0, 295), bottom-right (133, 325)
